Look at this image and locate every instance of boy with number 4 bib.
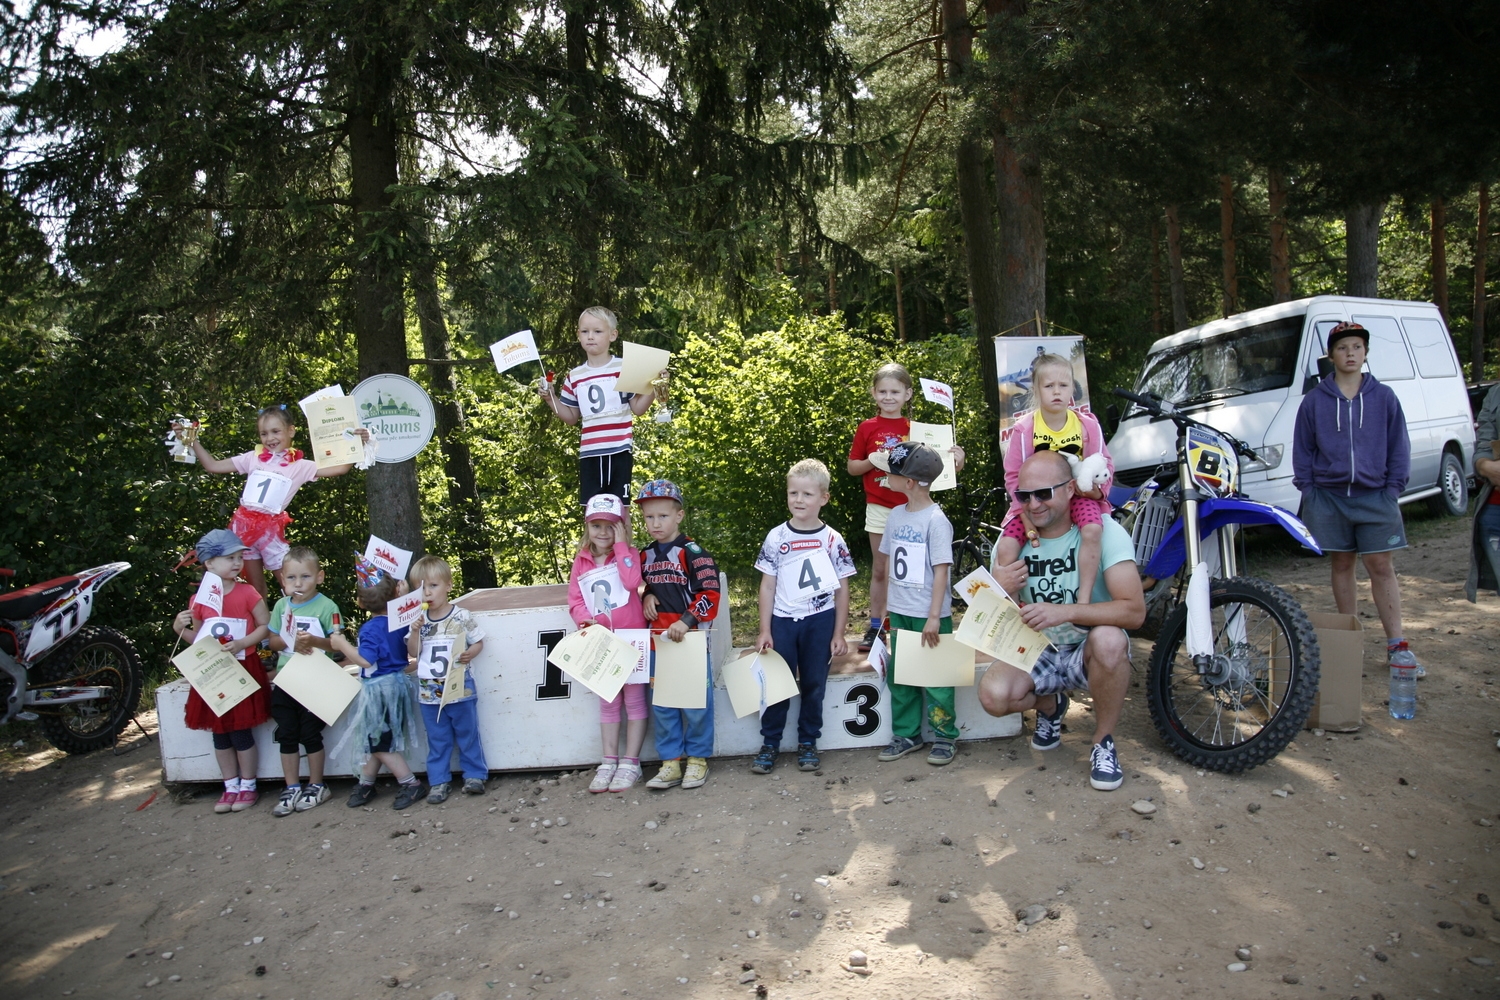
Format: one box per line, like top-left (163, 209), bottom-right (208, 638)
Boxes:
top-left (406, 555), bottom-right (488, 804)
top-left (752, 459), bottom-right (856, 774)
top-left (870, 442), bottom-right (960, 766)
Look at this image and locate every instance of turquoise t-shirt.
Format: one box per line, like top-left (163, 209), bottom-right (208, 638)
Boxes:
top-left (268, 592), bottom-right (343, 667)
top-left (1018, 518), bottom-right (1135, 646)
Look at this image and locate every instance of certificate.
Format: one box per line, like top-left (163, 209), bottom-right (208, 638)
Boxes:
top-left (890, 631), bottom-right (973, 687)
top-left (615, 629), bottom-right (652, 685)
top-left (306, 396), bottom-right (365, 469)
top-left (547, 624), bottom-right (638, 703)
top-left (651, 630), bottom-right (708, 709)
top-left (722, 649), bottom-right (801, 719)
top-left (954, 587), bottom-right (1049, 670)
top-left (615, 341), bottom-right (672, 395)
top-left (172, 637), bottom-right (258, 717)
top-left (909, 421), bottom-right (957, 491)
top-left (274, 650), bottom-right (363, 725)
top-left (952, 564), bottom-right (1003, 603)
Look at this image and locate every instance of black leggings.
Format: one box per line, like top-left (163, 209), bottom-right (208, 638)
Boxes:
top-left (211, 729), bottom-right (256, 752)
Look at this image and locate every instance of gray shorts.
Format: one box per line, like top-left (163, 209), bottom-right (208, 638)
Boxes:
top-left (1029, 627), bottom-right (1131, 696)
top-left (1301, 487), bottom-right (1407, 554)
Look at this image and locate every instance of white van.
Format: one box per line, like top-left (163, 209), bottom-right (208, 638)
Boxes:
top-left (1107, 295), bottom-right (1475, 516)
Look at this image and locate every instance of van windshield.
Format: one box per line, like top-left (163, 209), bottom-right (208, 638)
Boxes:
top-left (1135, 316), bottom-right (1303, 409)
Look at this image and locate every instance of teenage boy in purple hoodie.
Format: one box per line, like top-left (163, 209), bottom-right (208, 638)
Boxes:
top-left (1292, 321), bottom-right (1420, 675)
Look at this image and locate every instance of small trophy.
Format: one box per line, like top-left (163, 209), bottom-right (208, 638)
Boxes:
top-left (165, 416), bottom-right (203, 464)
top-left (651, 371), bottom-right (673, 424)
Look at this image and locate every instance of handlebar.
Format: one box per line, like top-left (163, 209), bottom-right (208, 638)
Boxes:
top-left (1110, 387), bottom-right (1258, 460)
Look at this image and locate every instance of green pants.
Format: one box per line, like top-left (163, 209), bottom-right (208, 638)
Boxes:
top-left (887, 612), bottom-right (959, 741)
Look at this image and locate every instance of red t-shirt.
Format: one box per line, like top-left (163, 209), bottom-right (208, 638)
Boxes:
top-left (849, 415), bottom-right (911, 508)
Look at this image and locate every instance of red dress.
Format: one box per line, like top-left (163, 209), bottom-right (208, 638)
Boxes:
top-left (183, 582), bottom-right (271, 733)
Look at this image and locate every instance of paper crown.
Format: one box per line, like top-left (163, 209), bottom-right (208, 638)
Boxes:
top-left (354, 552), bottom-right (388, 588)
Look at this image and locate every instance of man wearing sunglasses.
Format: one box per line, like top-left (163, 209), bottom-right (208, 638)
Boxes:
top-left (977, 451), bottom-right (1145, 791)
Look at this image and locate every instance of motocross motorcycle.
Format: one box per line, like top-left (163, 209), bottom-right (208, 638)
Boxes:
top-left (0, 562), bottom-right (145, 753)
top-left (1108, 389), bottom-right (1321, 773)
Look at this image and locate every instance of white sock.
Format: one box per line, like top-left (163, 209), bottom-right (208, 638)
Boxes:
top-left (241, 778), bottom-right (257, 791)
top-left (225, 778), bottom-right (241, 793)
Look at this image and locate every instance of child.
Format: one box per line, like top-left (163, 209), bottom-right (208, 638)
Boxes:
top-left (635, 479), bottom-right (721, 790)
top-left (847, 363), bottom-right (964, 651)
top-left (171, 529), bottom-right (271, 813)
top-left (870, 442), bottom-right (960, 766)
top-left (996, 353), bottom-right (1114, 605)
top-left (177, 404), bottom-right (367, 598)
top-left (567, 494), bottom-right (651, 793)
top-left (265, 546), bottom-right (343, 816)
top-left (330, 556), bottom-right (427, 810)
top-left (537, 307), bottom-right (661, 519)
top-left (406, 554), bottom-right (489, 803)
top-left (752, 459), bottom-right (857, 774)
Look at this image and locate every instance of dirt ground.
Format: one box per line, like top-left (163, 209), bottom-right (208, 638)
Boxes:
top-left (3, 512), bottom-right (1499, 1000)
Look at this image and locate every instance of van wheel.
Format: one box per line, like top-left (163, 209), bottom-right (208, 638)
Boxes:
top-left (1427, 449), bottom-right (1468, 517)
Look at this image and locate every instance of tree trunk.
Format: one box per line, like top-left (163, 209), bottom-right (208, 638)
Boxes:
top-left (1219, 174), bottom-right (1237, 317)
top-left (827, 264), bottom-right (838, 313)
top-left (1345, 201), bottom-right (1383, 298)
top-left (413, 258), bottom-right (498, 591)
top-left (1165, 204), bottom-right (1189, 331)
top-left (1475, 182), bottom-right (1490, 378)
top-left (894, 260), bottom-right (907, 343)
top-left (1268, 168), bottom-right (1292, 303)
top-left (1431, 198), bottom-right (1449, 323)
top-left (348, 55), bottom-right (422, 554)
top-left (1151, 219), bottom-right (1163, 336)
top-left (992, 131), bottom-right (1046, 334)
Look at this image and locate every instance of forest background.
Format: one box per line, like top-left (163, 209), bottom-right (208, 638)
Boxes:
top-left (1, 0), bottom-right (1497, 675)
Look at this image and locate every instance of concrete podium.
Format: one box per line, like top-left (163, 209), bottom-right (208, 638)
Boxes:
top-left (155, 578), bottom-right (1022, 782)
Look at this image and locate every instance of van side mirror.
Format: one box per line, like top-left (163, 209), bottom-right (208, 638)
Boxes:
top-left (1316, 355), bottom-right (1333, 378)
top-left (1105, 403), bottom-right (1120, 432)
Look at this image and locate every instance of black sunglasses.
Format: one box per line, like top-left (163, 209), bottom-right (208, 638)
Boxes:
top-left (1013, 479), bottom-right (1073, 504)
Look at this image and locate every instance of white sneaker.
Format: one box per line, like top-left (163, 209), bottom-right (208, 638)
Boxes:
top-left (273, 785), bottom-right (300, 817)
top-left (589, 759), bottom-right (618, 793)
top-left (608, 759), bottom-right (642, 792)
top-left (294, 783), bottom-right (331, 812)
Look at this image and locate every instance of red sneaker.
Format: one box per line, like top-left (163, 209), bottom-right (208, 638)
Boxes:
top-left (214, 790), bottom-right (236, 814)
top-left (231, 788), bottom-right (259, 812)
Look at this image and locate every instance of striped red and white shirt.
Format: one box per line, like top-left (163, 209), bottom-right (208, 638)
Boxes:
top-left (559, 356), bottom-right (637, 457)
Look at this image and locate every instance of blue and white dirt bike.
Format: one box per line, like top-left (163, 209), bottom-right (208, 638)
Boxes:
top-left (1108, 389), bottom-right (1322, 772)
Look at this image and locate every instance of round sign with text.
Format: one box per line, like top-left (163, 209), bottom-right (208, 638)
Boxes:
top-left (351, 374), bottom-right (436, 464)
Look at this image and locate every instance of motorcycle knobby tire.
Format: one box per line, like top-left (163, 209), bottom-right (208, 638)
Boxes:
top-left (1146, 576), bottom-right (1320, 773)
top-left (36, 625), bottom-right (145, 755)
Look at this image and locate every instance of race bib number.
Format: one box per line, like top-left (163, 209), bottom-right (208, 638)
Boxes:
top-left (418, 637), bottom-right (457, 680)
top-left (579, 375), bottom-right (627, 424)
top-left (194, 616), bottom-right (247, 645)
top-left (774, 547), bottom-right (839, 610)
top-left (579, 563), bottom-right (629, 616)
top-left (291, 615), bottom-right (326, 639)
top-left (889, 541), bottom-right (928, 589)
top-left (240, 470), bottom-right (294, 514)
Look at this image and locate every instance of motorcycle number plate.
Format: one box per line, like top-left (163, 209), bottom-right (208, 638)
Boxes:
top-left (24, 592), bottom-right (89, 661)
top-left (1186, 425), bottom-right (1237, 497)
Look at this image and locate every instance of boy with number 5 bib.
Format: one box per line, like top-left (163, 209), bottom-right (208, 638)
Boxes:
top-left (752, 459), bottom-right (856, 774)
top-left (406, 555), bottom-right (488, 804)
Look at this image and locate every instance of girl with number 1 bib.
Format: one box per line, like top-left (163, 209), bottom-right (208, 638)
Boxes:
top-left (175, 404), bottom-right (366, 597)
top-left (568, 494), bottom-right (650, 793)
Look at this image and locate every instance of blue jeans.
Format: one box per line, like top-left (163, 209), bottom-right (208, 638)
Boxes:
top-left (419, 699), bottom-right (488, 784)
top-left (1481, 504), bottom-right (1500, 589)
top-left (760, 610), bottom-right (836, 747)
top-left (650, 643), bottom-right (714, 759)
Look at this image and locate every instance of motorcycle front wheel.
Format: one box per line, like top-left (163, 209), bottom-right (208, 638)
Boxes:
top-left (36, 626), bottom-right (144, 754)
top-left (1146, 577), bottom-right (1319, 773)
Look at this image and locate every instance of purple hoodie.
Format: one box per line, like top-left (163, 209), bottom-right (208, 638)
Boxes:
top-left (1292, 373), bottom-right (1410, 499)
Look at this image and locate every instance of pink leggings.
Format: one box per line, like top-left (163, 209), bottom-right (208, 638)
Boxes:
top-left (600, 683), bottom-right (650, 723)
top-left (1002, 495), bottom-right (1109, 540)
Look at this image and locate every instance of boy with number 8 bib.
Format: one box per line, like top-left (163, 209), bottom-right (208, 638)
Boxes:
top-left (406, 555), bottom-right (488, 803)
top-left (752, 459), bottom-right (856, 774)
top-left (870, 442), bottom-right (960, 766)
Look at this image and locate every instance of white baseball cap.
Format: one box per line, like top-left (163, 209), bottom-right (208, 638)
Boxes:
top-left (584, 494), bottom-right (625, 523)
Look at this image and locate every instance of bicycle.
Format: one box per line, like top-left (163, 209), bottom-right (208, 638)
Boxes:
top-left (949, 484), bottom-right (1009, 605)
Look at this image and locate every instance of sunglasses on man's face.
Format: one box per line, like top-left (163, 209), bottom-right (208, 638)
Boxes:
top-left (1013, 479), bottom-right (1073, 504)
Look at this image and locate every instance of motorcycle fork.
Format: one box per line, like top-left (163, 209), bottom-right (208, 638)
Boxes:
top-left (1178, 453), bottom-right (1216, 675)
top-left (0, 648), bottom-right (26, 724)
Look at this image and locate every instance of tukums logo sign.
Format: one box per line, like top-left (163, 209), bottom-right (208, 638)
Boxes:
top-left (351, 374), bottom-right (436, 464)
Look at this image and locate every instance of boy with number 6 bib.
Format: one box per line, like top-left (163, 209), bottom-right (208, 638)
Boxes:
top-left (751, 459), bottom-right (856, 774)
top-left (406, 555), bottom-right (488, 804)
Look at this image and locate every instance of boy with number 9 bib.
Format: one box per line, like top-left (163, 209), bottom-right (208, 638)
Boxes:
top-left (406, 554), bottom-right (488, 804)
top-left (751, 459), bottom-right (857, 774)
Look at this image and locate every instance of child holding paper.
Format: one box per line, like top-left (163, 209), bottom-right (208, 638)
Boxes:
top-left (996, 353), bottom-right (1114, 604)
top-left (870, 442), bottom-right (960, 766)
top-left (173, 404), bottom-right (368, 598)
top-left (265, 546), bottom-right (344, 816)
top-left (636, 480), bottom-right (721, 790)
top-left (406, 554), bottom-right (488, 804)
top-left (537, 307), bottom-right (661, 516)
top-left (171, 528), bottom-right (271, 814)
top-left (568, 494), bottom-right (651, 793)
top-left (752, 459), bottom-right (857, 774)
top-left (331, 557), bottom-right (427, 810)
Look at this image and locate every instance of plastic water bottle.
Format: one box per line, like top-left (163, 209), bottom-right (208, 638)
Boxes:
top-left (1388, 666), bottom-right (1417, 720)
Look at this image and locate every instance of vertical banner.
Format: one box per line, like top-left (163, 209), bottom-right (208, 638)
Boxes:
top-left (993, 335), bottom-right (1088, 455)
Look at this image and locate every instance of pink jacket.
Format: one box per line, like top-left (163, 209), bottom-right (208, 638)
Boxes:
top-left (1002, 408), bottom-right (1115, 517)
top-left (567, 543), bottom-right (649, 629)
